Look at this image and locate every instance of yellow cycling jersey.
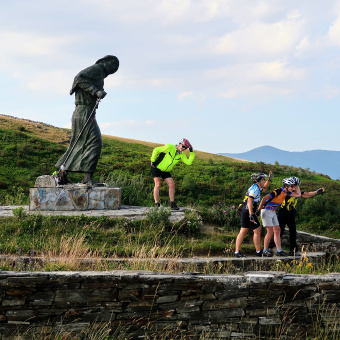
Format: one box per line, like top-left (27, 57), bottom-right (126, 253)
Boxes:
top-left (280, 191), bottom-right (304, 211)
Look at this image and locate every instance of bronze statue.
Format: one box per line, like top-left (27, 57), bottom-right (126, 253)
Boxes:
top-left (55, 55), bottom-right (119, 185)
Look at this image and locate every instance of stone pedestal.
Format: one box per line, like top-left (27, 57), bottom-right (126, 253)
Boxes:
top-left (29, 185), bottom-right (121, 211)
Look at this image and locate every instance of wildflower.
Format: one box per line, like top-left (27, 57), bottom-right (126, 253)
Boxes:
top-left (219, 202), bottom-right (221, 204)
top-left (223, 211), bottom-right (226, 213)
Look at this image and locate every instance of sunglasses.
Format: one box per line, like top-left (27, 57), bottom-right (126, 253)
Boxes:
top-left (289, 185), bottom-right (296, 188)
top-left (181, 145), bottom-right (188, 150)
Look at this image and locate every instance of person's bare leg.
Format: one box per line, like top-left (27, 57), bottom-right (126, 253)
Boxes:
top-left (253, 227), bottom-right (262, 252)
top-left (153, 177), bottom-right (161, 203)
top-left (273, 225), bottom-right (282, 249)
top-left (264, 227), bottom-right (274, 249)
top-left (235, 228), bottom-right (249, 253)
top-left (164, 177), bottom-right (175, 202)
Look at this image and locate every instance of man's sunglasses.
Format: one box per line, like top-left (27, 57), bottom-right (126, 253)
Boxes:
top-left (181, 145), bottom-right (188, 149)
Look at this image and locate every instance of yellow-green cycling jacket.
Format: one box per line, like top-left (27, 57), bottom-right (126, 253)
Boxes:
top-left (151, 144), bottom-right (195, 172)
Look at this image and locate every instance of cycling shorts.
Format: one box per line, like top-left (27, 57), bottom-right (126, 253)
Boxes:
top-left (240, 210), bottom-right (260, 230)
top-left (261, 209), bottom-right (279, 227)
top-left (151, 166), bottom-right (172, 180)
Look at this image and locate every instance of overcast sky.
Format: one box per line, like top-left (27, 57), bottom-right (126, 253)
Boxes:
top-left (1, 0), bottom-right (340, 153)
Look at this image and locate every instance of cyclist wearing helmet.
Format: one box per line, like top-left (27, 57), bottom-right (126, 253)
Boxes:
top-left (234, 171), bottom-right (273, 258)
top-left (268, 177), bottom-right (325, 256)
top-left (257, 178), bottom-right (301, 257)
top-left (150, 138), bottom-right (195, 210)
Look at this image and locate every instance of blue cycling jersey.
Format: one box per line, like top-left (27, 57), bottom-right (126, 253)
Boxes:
top-left (247, 184), bottom-right (261, 202)
top-left (240, 183), bottom-right (262, 212)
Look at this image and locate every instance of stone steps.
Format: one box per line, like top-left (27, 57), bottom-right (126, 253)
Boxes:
top-left (0, 251), bottom-right (327, 273)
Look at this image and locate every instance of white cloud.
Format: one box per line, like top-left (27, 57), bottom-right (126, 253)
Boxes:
top-left (220, 83), bottom-right (292, 99)
top-left (0, 31), bottom-right (77, 60)
top-left (327, 15), bottom-right (340, 46)
top-left (178, 91), bottom-right (193, 101)
top-left (295, 37), bottom-right (311, 53)
top-left (26, 70), bottom-right (72, 94)
top-left (212, 18), bottom-right (304, 56)
top-left (206, 61), bottom-right (303, 84)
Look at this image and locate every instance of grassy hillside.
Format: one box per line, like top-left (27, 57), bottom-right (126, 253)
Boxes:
top-left (1, 114), bottom-right (340, 237)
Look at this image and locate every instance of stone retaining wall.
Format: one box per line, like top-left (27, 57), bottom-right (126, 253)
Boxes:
top-left (0, 271), bottom-right (339, 339)
top-left (281, 229), bottom-right (340, 254)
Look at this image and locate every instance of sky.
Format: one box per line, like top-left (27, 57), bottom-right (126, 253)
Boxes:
top-left (1, 0), bottom-right (340, 154)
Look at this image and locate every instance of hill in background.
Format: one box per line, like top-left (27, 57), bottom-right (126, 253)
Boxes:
top-left (1, 113), bottom-right (340, 233)
top-left (219, 145), bottom-right (340, 180)
top-left (0, 114), bottom-right (239, 163)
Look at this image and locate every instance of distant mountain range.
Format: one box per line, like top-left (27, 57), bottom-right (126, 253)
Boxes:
top-left (219, 146), bottom-right (340, 180)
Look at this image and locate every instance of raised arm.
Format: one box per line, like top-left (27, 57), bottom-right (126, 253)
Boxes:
top-left (302, 187), bottom-right (325, 198)
top-left (181, 151), bottom-right (195, 165)
top-left (290, 185), bottom-right (301, 197)
top-left (263, 171), bottom-right (273, 191)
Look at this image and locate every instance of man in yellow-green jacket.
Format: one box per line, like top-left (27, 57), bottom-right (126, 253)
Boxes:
top-left (150, 138), bottom-right (195, 210)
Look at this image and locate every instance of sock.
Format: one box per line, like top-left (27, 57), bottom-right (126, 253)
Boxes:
top-left (264, 249), bottom-right (268, 252)
top-left (277, 249), bottom-right (282, 252)
top-left (256, 250), bottom-right (261, 253)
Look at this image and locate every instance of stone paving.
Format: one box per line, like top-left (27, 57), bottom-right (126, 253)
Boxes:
top-left (0, 205), bottom-right (185, 222)
top-left (0, 251), bottom-right (326, 270)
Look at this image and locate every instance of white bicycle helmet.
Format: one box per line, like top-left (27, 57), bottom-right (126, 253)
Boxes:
top-left (290, 176), bottom-right (301, 186)
top-left (282, 178), bottom-right (295, 186)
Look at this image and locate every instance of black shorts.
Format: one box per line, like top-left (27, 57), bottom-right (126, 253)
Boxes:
top-left (151, 166), bottom-right (172, 180)
top-left (240, 210), bottom-right (260, 230)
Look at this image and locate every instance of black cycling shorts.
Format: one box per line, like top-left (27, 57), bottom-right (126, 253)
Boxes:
top-left (151, 166), bottom-right (172, 180)
top-left (240, 210), bottom-right (260, 230)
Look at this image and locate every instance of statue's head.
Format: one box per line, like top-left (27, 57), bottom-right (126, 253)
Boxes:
top-left (96, 55), bottom-right (119, 76)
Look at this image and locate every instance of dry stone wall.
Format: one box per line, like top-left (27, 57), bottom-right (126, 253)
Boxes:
top-left (0, 270), bottom-right (339, 339)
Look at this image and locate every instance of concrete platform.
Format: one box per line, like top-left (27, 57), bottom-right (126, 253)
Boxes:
top-left (0, 205), bottom-right (186, 222)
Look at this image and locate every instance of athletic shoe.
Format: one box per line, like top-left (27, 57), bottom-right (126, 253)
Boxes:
top-left (170, 202), bottom-right (179, 210)
top-left (255, 250), bottom-right (263, 257)
top-left (234, 251), bottom-right (246, 258)
top-left (277, 251), bottom-right (288, 257)
top-left (268, 248), bottom-right (274, 254)
top-left (262, 250), bottom-right (273, 257)
top-left (288, 251), bottom-right (301, 256)
top-left (154, 203), bottom-right (160, 207)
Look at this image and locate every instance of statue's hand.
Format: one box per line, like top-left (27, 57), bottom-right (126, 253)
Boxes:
top-left (96, 90), bottom-right (107, 99)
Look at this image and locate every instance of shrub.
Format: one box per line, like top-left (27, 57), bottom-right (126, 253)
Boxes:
top-left (101, 172), bottom-right (153, 206)
top-left (199, 202), bottom-right (239, 229)
top-left (182, 174), bottom-right (196, 192)
top-left (173, 209), bottom-right (202, 235)
top-left (144, 206), bottom-right (171, 227)
top-left (0, 180), bottom-right (8, 189)
top-left (12, 207), bottom-right (27, 218)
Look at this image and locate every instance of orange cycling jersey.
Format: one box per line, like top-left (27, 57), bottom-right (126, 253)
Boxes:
top-left (264, 187), bottom-right (292, 211)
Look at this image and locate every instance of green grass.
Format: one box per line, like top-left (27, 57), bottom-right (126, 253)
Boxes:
top-left (0, 212), bottom-right (231, 258)
top-left (1, 212), bottom-right (339, 275)
top-left (1, 115), bottom-right (340, 248)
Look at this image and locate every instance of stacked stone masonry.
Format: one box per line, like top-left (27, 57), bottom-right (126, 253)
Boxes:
top-left (0, 271), bottom-right (339, 339)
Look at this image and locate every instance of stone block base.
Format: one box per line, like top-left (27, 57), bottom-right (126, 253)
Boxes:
top-left (29, 185), bottom-right (121, 211)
